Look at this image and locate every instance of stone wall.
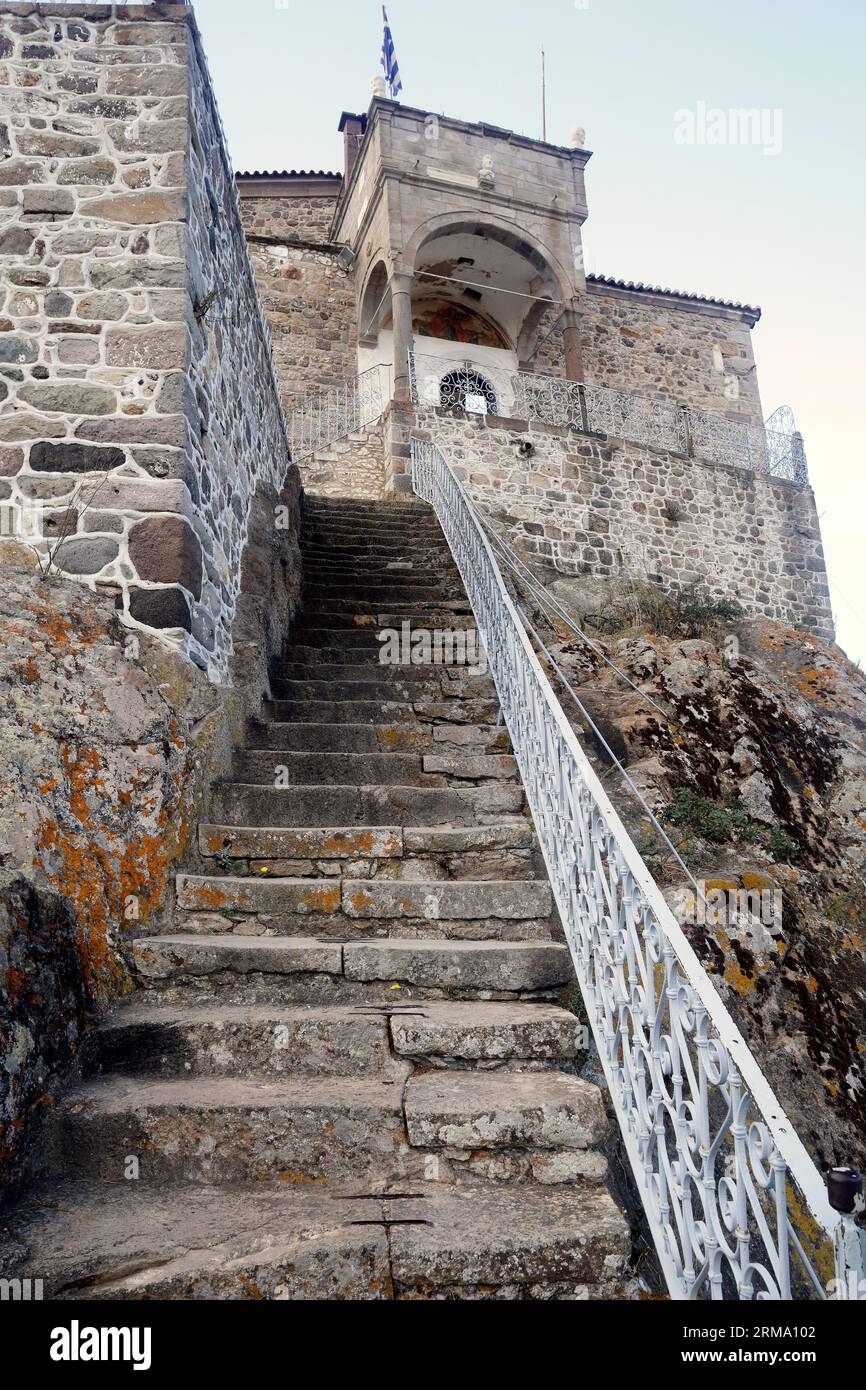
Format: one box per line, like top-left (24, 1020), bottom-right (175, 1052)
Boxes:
top-left (0, 3), bottom-right (305, 1195)
top-left (408, 406), bottom-right (834, 639)
top-left (0, 454), bottom-right (302, 1196)
top-left (237, 181), bottom-right (357, 419)
top-left (0, 3), bottom-right (296, 680)
top-left (532, 281), bottom-right (763, 423)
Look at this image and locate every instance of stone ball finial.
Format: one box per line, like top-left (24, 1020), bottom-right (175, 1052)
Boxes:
top-left (569, 127), bottom-right (586, 149)
top-left (371, 75), bottom-right (386, 98)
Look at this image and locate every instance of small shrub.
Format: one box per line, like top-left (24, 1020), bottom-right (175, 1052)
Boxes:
top-left (663, 787), bottom-right (798, 861)
top-left (592, 581), bottom-right (742, 640)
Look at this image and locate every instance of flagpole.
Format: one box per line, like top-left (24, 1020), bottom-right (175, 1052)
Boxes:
top-left (541, 47), bottom-right (547, 142)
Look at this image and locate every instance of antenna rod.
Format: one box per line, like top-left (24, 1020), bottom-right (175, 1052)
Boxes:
top-left (541, 47), bottom-right (547, 142)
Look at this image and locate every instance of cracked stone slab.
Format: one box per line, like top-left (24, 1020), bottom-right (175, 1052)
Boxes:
top-left (404, 1071), bottom-right (609, 1150)
top-left (0, 1183), bottom-right (390, 1300)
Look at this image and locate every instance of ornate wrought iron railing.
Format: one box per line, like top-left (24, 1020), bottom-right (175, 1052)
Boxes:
top-left (411, 435), bottom-right (863, 1301)
top-left (408, 352), bottom-right (808, 485)
top-left (289, 364), bottom-right (390, 462)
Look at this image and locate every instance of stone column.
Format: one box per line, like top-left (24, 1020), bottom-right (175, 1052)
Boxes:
top-left (561, 307), bottom-right (585, 382)
top-left (390, 272), bottom-right (415, 402)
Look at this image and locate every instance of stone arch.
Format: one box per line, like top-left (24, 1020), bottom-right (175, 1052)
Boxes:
top-left (402, 211), bottom-right (576, 309)
top-left (358, 257), bottom-right (390, 344)
top-left (403, 212), bottom-right (577, 366)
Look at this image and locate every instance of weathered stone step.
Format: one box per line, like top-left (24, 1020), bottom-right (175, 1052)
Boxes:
top-left (198, 821), bottom-right (536, 866)
top-left (51, 1074), bottom-right (407, 1185)
top-left (266, 698), bottom-right (501, 726)
top-left (271, 676), bottom-right (495, 703)
top-left (293, 610), bottom-right (478, 631)
top-left (286, 645), bottom-right (436, 667)
top-left (389, 1185), bottom-right (629, 1297)
top-left (199, 824), bottom-right (404, 862)
top-left (298, 598), bottom-right (473, 618)
top-left (0, 1181), bottom-right (628, 1300)
top-left (300, 552), bottom-right (457, 573)
top-left (389, 1002), bottom-right (582, 1062)
top-left (246, 721), bottom-right (508, 754)
top-left (300, 542), bottom-right (450, 562)
top-left (175, 875), bottom-right (552, 925)
top-left (133, 934), bottom-right (571, 997)
top-left (286, 626), bottom-right (386, 647)
top-left (405, 1071), bottom-right (607, 1153)
top-left (233, 751), bottom-right (516, 786)
top-left (343, 939), bottom-right (569, 993)
top-left (302, 528), bottom-right (444, 550)
top-left (302, 560), bottom-right (457, 581)
top-left (211, 781), bottom-right (524, 827)
top-left (91, 1003), bottom-right (392, 1077)
top-left (303, 504), bottom-right (440, 520)
top-left (134, 934), bottom-right (343, 982)
top-left (233, 750), bottom-right (445, 787)
top-left (302, 584), bottom-right (457, 606)
top-left (246, 722), bottom-right (430, 752)
top-left (275, 663), bottom-right (483, 686)
top-left (196, 820), bottom-right (543, 884)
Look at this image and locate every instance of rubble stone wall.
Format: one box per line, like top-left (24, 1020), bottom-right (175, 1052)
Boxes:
top-left (533, 283), bottom-right (763, 422)
top-left (237, 185), bottom-right (357, 418)
top-left (409, 405), bottom-right (834, 639)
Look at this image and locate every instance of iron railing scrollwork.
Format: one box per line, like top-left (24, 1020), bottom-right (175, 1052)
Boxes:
top-left (411, 435), bottom-right (861, 1301)
top-left (408, 352), bottom-right (809, 486)
top-left (289, 364), bottom-right (390, 462)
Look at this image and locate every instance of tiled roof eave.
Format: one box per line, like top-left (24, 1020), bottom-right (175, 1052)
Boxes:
top-left (587, 273), bottom-right (760, 319)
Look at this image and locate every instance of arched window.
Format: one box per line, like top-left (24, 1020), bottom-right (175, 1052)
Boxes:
top-left (438, 366), bottom-right (498, 416)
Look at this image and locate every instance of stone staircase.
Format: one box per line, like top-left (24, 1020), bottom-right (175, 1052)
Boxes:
top-left (2, 495), bottom-right (629, 1300)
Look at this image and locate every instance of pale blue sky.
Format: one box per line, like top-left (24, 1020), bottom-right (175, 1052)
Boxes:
top-left (195, 0), bottom-right (866, 663)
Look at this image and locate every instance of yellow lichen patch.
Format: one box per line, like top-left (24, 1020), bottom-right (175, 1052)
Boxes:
top-left (189, 883), bottom-right (233, 910)
top-left (804, 976), bottom-right (820, 995)
top-left (784, 1183), bottom-right (836, 1288)
top-left (348, 889), bottom-right (375, 913)
top-left (741, 872), bottom-right (776, 892)
top-left (704, 878), bottom-right (740, 892)
top-left (723, 959), bottom-right (760, 995)
top-left (301, 885), bottom-right (341, 912)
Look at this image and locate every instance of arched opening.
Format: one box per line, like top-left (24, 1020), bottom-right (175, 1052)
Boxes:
top-left (358, 259), bottom-right (390, 345)
top-left (438, 366), bottom-right (498, 415)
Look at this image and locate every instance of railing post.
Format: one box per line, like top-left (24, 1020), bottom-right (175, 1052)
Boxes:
top-left (678, 403), bottom-right (693, 458)
top-left (577, 382), bottom-right (590, 434)
top-left (792, 430), bottom-right (807, 484)
top-left (828, 1168), bottom-right (866, 1299)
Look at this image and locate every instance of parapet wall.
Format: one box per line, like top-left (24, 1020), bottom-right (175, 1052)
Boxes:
top-left (0, 2), bottom-right (295, 680)
top-left (407, 405), bottom-right (834, 639)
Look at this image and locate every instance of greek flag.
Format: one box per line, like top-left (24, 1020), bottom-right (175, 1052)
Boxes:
top-left (381, 6), bottom-right (403, 98)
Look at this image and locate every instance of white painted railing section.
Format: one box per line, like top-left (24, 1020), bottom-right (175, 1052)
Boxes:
top-left (411, 436), bottom-right (859, 1301)
top-left (408, 353), bottom-right (808, 485)
top-left (289, 364), bottom-right (390, 462)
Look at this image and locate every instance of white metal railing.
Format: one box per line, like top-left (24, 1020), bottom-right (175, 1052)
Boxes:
top-left (411, 435), bottom-right (864, 1301)
top-left (408, 352), bottom-right (808, 485)
top-left (289, 364), bottom-right (390, 462)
